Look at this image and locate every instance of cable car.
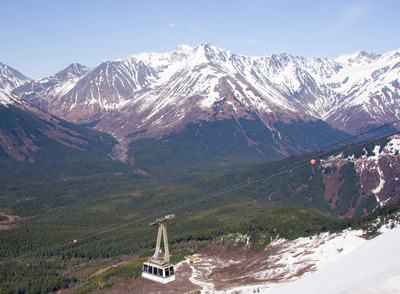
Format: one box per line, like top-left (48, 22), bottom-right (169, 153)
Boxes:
top-left (142, 214), bottom-right (176, 284)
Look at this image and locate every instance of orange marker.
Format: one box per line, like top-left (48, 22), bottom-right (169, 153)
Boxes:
top-left (73, 239), bottom-right (77, 244)
top-left (311, 159), bottom-right (316, 165)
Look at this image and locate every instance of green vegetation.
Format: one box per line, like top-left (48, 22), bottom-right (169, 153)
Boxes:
top-left (0, 177), bottom-right (398, 294)
top-left (126, 117), bottom-right (350, 176)
top-left (73, 259), bottom-right (144, 294)
top-left (253, 206), bottom-right (339, 240)
top-left (343, 202), bottom-right (400, 234)
top-left (0, 260), bottom-right (76, 294)
top-left (126, 119), bottom-right (271, 175)
top-left (273, 119), bottom-right (349, 153)
top-left (0, 184), bottom-right (344, 294)
top-left (334, 162), bottom-right (361, 216)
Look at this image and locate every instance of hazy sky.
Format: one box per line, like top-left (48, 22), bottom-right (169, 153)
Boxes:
top-left (1, 0), bottom-right (399, 78)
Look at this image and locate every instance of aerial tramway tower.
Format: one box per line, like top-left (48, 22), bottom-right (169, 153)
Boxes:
top-left (142, 214), bottom-right (175, 284)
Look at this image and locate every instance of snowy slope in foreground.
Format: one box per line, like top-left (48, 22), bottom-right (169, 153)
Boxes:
top-left (262, 225), bottom-right (400, 294)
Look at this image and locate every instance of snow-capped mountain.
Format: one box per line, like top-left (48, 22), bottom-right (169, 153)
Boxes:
top-left (0, 63), bottom-right (30, 106)
top-left (12, 44), bottom-right (400, 138)
top-left (0, 63), bottom-right (30, 93)
top-left (326, 50), bottom-right (400, 133)
top-left (0, 56), bottom-right (350, 169)
top-left (3, 44), bottom-right (399, 165)
top-left (12, 62), bottom-right (90, 112)
top-left (54, 62), bottom-right (89, 80)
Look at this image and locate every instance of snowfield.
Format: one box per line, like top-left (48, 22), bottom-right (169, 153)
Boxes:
top-left (224, 225), bottom-right (400, 294)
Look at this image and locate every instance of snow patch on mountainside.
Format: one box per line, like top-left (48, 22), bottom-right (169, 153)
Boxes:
top-left (255, 230), bottom-right (366, 280)
top-left (260, 224), bottom-right (400, 294)
top-left (195, 221), bottom-right (399, 294)
top-left (351, 135), bottom-right (400, 205)
top-left (0, 90), bottom-right (13, 106)
top-left (186, 229), bottom-right (369, 293)
top-left (329, 50), bottom-right (400, 106)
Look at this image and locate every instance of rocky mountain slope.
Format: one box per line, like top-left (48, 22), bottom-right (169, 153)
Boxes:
top-left (321, 134), bottom-right (400, 216)
top-left (0, 98), bottom-right (115, 162)
top-left (320, 133), bottom-right (400, 217)
top-left (11, 62), bottom-right (90, 111)
top-left (198, 131), bottom-right (400, 218)
top-left (0, 65), bottom-right (117, 163)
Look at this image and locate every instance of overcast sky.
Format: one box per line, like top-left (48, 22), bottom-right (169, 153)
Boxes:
top-left (1, 0), bottom-right (399, 78)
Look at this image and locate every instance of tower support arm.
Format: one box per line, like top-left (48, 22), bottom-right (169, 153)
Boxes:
top-left (149, 214), bottom-right (174, 264)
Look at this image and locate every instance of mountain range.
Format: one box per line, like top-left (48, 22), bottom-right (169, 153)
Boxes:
top-left (1, 45), bottom-right (400, 196)
top-left (1, 44), bottom-right (397, 162)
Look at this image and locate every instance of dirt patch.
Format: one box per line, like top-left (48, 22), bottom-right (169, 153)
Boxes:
top-left (0, 213), bottom-right (21, 230)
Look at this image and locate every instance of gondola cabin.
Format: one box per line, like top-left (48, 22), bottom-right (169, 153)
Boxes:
top-left (142, 214), bottom-right (176, 284)
top-left (142, 261), bottom-right (175, 284)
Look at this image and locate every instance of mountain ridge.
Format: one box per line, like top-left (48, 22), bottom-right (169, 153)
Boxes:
top-left (4, 44), bottom-right (400, 162)
top-left (11, 44), bottom-right (400, 132)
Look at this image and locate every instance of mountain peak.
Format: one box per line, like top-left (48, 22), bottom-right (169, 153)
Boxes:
top-left (54, 63), bottom-right (89, 80)
top-left (334, 50), bottom-right (380, 65)
top-left (0, 63), bottom-right (30, 94)
top-left (176, 44), bottom-right (193, 52)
